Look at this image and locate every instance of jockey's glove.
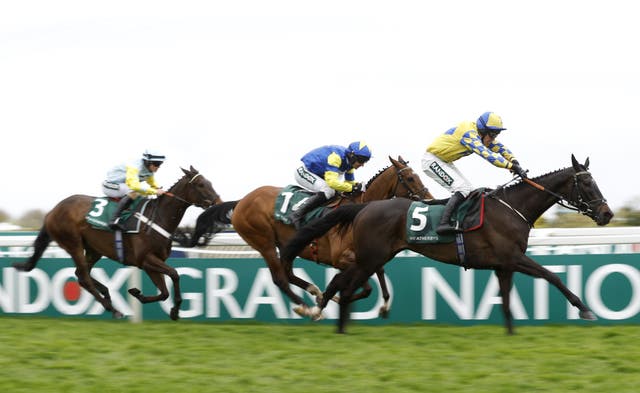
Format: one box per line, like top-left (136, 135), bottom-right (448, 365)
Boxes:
top-left (511, 161), bottom-right (528, 179)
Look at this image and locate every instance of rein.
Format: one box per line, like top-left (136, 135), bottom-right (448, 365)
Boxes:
top-left (163, 173), bottom-right (209, 206)
top-left (522, 171), bottom-right (605, 216)
top-left (486, 169), bottom-right (604, 226)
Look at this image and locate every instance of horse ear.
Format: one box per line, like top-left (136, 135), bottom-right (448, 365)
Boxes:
top-left (397, 155), bottom-right (407, 164)
top-left (584, 157), bottom-right (590, 169)
top-left (388, 156), bottom-right (398, 166)
top-left (190, 165), bottom-right (198, 173)
top-left (571, 154), bottom-right (579, 170)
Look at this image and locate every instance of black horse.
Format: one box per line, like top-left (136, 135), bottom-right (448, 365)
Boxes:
top-left (281, 155), bottom-right (614, 334)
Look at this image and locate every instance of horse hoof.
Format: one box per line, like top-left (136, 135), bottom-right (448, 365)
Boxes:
top-left (113, 310), bottom-right (124, 319)
top-left (378, 308), bottom-right (390, 319)
top-left (293, 305), bottom-right (309, 317)
top-left (12, 263), bottom-right (30, 272)
top-left (311, 306), bottom-right (324, 321)
top-left (580, 310), bottom-right (597, 321)
top-left (170, 308), bottom-right (180, 321)
top-left (128, 288), bottom-right (141, 297)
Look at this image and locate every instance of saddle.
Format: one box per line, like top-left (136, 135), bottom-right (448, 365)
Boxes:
top-left (406, 189), bottom-right (486, 244)
top-left (85, 197), bottom-right (150, 233)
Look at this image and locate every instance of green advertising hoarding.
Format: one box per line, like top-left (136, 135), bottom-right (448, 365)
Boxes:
top-left (1, 254), bottom-right (639, 325)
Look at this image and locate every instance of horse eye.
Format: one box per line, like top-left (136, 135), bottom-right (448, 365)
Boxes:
top-left (407, 177), bottom-right (415, 183)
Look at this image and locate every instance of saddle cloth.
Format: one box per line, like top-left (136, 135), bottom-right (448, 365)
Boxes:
top-left (406, 190), bottom-right (485, 244)
top-left (274, 185), bottom-right (328, 226)
top-left (85, 197), bottom-right (150, 233)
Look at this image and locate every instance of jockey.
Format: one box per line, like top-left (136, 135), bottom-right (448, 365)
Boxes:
top-left (290, 140), bottom-right (372, 229)
top-left (102, 149), bottom-right (167, 230)
top-left (422, 112), bottom-right (527, 235)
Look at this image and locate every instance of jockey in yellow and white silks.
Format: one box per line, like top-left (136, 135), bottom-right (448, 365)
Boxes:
top-left (290, 141), bottom-right (372, 228)
top-left (102, 149), bottom-right (167, 230)
top-left (422, 112), bottom-right (527, 235)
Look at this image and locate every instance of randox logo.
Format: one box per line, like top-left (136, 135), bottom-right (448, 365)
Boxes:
top-left (297, 167), bottom-right (316, 185)
top-left (429, 162), bottom-right (454, 186)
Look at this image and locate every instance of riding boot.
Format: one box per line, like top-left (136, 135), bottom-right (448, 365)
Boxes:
top-left (290, 192), bottom-right (328, 229)
top-left (435, 192), bottom-right (465, 236)
top-left (108, 195), bottom-right (133, 231)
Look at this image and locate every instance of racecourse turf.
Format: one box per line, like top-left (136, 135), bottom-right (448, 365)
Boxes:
top-left (0, 317), bottom-right (638, 393)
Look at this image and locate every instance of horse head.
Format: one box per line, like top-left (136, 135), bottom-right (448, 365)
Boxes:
top-left (178, 166), bottom-right (221, 208)
top-left (570, 154), bottom-right (614, 226)
top-left (388, 156), bottom-right (433, 201)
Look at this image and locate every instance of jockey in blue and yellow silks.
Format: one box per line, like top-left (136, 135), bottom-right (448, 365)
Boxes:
top-left (290, 141), bottom-right (372, 228)
top-left (422, 112), bottom-right (528, 235)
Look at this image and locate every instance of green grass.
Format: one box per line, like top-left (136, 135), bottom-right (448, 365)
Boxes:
top-left (1, 317), bottom-right (639, 392)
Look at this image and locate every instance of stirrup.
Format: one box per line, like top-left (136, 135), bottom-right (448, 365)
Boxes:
top-left (109, 218), bottom-right (124, 231)
top-left (436, 223), bottom-right (461, 236)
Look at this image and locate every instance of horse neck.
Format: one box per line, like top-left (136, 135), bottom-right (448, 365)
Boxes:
top-left (361, 167), bottom-right (397, 202)
top-left (501, 167), bottom-right (574, 224)
top-left (153, 181), bottom-right (190, 233)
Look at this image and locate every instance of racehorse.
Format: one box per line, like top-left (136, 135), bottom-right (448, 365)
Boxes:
top-left (175, 156), bottom-right (433, 317)
top-left (281, 155), bottom-right (614, 333)
top-left (13, 166), bottom-right (221, 320)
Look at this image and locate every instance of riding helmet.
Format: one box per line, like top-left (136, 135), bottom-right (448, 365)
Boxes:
top-left (476, 112), bottom-right (507, 132)
top-left (347, 141), bottom-right (372, 162)
top-left (142, 149), bottom-right (166, 163)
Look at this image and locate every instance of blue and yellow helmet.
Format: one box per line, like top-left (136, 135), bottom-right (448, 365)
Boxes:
top-left (476, 112), bottom-right (506, 133)
top-left (347, 141), bottom-right (372, 162)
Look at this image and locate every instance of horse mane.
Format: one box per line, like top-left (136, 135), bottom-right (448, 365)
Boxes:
top-left (502, 167), bottom-right (570, 192)
top-left (166, 171), bottom-right (190, 192)
top-left (365, 165), bottom-right (392, 189)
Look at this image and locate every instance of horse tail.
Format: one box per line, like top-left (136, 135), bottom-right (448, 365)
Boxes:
top-left (174, 200), bottom-right (239, 247)
top-left (12, 225), bottom-right (52, 272)
top-left (281, 203), bottom-right (367, 265)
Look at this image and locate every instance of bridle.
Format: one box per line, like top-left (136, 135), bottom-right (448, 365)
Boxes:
top-left (164, 173), bottom-right (219, 208)
top-left (392, 165), bottom-right (429, 201)
top-left (522, 170), bottom-right (606, 219)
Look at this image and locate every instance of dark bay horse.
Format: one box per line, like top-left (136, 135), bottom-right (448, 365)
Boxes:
top-left (176, 156), bottom-right (433, 317)
top-left (13, 166), bottom-right (221, 320)
top-left (281, 155), bottom-right (614, 333)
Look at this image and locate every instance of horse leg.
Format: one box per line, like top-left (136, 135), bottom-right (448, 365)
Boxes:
top-left (280, 248), bottom-right (332, 306)
top-left (85, 249), bottom-right (115, 307)
top-left (257, 248), bottom-right (313, 317)
top-left (71, 250), bottom-right (123, 318)
top-left (515, 254), bottom-right (597, 321)
top-left (494, 269), bottom-right (515, 335)
top-left (336, 267), bottom-right (371, 334)
top-left (376, 269), bottom-right (391, 319)
top-left (347, 281), bottom-right (372, 303)
top-left (128, 257), bottom-right (182, 320)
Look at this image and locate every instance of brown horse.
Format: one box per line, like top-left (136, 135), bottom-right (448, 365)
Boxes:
top-left (281, 155), bottom-right (614, 333)
top-left (13, 166), bottom-right (221, 320)
top-left (176, 156), bottom-right (433, 317)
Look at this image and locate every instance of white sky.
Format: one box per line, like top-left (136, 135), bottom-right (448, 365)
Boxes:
top-left (1, 1), bottom-right (638, 226)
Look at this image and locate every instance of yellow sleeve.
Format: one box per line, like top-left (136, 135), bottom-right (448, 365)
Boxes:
top-left (147, 175), bottom-right (159, 189)
top-left (125, 166), bottom-right (156, 195)
top-left (324, 171), bottom-right (353, 192)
